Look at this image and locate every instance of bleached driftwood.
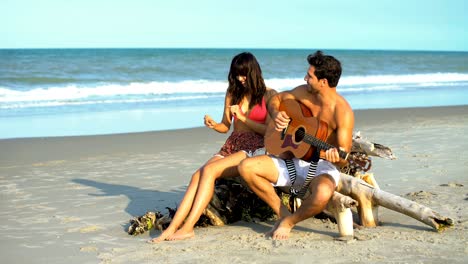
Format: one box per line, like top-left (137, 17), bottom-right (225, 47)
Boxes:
top-left (324, 192), bottom-right (359, 237)
top-left (337, 173), bottom-right (454, 231)
top-left (291, 191), bottom-right (358, 237)
top-left (352, 131), bottom-right (396, 160)
top-left (204, 204), bottom-right (226, 226)
top-left (339, 134), bottom-right (452, 232)
top-left (348, 172), bottom-right (380, 227)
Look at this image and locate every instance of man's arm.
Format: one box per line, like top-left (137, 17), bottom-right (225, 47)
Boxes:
top-left (325, 100), bottom-right (354, 167)
top-left (267, 90), bottom-right (297, 131)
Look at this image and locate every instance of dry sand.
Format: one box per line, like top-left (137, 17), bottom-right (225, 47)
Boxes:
top-left (0, 105), bottom-right (467, 263)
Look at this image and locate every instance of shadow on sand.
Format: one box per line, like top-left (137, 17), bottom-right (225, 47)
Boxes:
top-left (72, 178), bottom-right (183, 232)
top-left (72, 178), bottom-right (348, 239)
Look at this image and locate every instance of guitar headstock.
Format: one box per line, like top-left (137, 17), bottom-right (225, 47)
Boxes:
top-left (348, 153), bottom-right (372, 172)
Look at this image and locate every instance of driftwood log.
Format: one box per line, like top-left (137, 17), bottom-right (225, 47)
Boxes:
top-left (351, 131), bottom-right (396, 160)
top-left (128, 133), bottom-right (454, 237)
top-left (324, 192), bottom-right (358, 237)
top-left (337, 173), bottom-right (454, 231)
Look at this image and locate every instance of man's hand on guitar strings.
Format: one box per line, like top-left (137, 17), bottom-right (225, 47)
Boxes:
top-left (274, 111), bottom-right (291, 131)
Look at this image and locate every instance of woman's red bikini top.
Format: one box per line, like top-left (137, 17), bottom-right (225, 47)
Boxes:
top-left (235, 97), bottom-right (267, 124)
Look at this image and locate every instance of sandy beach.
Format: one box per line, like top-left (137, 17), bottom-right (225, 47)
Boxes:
top-left (1, 105), bottom-right (467, 264)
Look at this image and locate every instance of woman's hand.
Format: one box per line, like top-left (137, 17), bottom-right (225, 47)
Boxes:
top-left (230, 105), bottom-right (246, 122)
top-left (204, 115), bottom-right (217, 128)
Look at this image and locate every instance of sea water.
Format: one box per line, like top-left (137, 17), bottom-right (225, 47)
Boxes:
top-left (1, 48), bottom-right (467, 139)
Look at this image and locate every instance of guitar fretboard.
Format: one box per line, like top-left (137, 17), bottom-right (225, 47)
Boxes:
top-left (300, 131), bottom-right (349, 160)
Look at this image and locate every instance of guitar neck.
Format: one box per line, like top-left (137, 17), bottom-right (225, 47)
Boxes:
top-left (303, 134), bottom-right (349, 160)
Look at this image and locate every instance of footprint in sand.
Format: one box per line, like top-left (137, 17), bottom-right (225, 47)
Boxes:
top-left (79, 225), bottom-right (100, 233)
top-left (32, 160), bottom-right (66, 167)
top-left (440, 182), bottom-right (464, 187)
top-left (67, 225), bottom-right (101, 233)
top-left (61, 216), bottom-right (81, 224)
top-left (80, 246), bottom-right (98, 252)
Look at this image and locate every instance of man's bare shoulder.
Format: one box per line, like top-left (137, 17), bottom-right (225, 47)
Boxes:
top-left (286, 85), bottom-right (308, 97)
top-left (336, 93), bottom-right (353, 112)
top-left (265, 87), bottom-right (278, 97)
top-left (276, 91), bottom-right (294, 100)
top-left (335, 93), bottom-right (354, 124)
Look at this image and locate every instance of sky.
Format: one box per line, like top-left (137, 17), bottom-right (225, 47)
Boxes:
top-left (2, 0), bottom-right (467, 51)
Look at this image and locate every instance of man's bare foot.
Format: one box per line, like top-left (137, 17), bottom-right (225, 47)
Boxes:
top-left (265, 219), bottom-right (281, 237)
top-left (147, 229), bottom-right (176, 243)
top-left (167, 229), bottom-right (195, 241)
top-left (266, 206), bottom-right (292, 237)
top-left (271, 218), bottom-right (294, 240)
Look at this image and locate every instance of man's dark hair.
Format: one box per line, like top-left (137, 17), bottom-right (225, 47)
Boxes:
top-left (307, 51), bottom-right (342, 88)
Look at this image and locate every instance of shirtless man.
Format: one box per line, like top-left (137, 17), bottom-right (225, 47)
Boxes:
top-left (238, 51), bottom-right (354, 240)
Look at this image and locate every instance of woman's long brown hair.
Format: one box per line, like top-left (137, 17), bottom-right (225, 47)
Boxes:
top-left (227, 52), bottom-right (266, 109)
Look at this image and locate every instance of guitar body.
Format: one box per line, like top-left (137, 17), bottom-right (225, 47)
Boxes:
top-left (265, 99), bottom-right (329, 161)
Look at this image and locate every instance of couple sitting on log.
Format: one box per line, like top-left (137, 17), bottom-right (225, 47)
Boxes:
top-left (138, 51), bottom-right (451, 242)
top-left (149, 50), bottom-right (356, 242)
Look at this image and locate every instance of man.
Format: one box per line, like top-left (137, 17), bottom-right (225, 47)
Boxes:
top-left (238, 50), bottom-right (354, 240)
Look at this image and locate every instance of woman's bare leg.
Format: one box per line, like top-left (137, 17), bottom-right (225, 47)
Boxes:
top-left (148, 156), bottom-right (222, 242)
top-left (167, 151), bottom-right (248, 241)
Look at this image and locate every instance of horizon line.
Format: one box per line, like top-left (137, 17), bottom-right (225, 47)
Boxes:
top-left (1, 47), bottom-right (467, 53)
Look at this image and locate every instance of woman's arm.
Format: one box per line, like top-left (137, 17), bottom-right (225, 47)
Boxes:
top-left (233, 88), bottom-right (278, 136)
top-left (204, 91), bottom-right (232, 133)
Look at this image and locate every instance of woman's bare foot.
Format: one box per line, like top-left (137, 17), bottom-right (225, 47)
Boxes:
top-left (147, 228), bottom-right (176, 243)
top-left (167, 228), bottom-right (195, 241)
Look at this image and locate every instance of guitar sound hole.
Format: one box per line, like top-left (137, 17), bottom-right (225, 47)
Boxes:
top-left (294, 127), bottom-right (305, 142)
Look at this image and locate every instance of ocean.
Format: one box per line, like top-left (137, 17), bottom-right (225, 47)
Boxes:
top-left (1, 48), bottom-right (468, 139)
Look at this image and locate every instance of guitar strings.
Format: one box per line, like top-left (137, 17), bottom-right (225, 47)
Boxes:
top-left (291, 126), bottom-right (346, 157)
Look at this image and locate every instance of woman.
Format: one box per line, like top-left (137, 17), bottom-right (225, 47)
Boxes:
top-left (150, 52), bottom-right (276, 242)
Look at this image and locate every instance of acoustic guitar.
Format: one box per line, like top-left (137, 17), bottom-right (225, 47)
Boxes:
top-left (264, 99), bottom-right (371, 171)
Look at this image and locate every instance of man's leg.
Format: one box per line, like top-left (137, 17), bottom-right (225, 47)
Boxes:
top-left (238, 155), bottom-right (291, 218)
top-left (271, 173), bottom-right (335, 240)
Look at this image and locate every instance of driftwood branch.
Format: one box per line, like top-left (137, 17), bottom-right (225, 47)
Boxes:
top-left (324, 192), bottom-right (359, 237)
top-left (372, 187), bottom-right (454, 230)
top-left (352, 131), bottom-right (396, 160)
top-left (204, 204), bottom-right (226, 226)
top-left (337, 173), bottom-right (454, 231)
top-left (290, 191), bottom-right (359, 237)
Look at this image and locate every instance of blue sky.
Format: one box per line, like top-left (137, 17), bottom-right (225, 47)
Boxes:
top-left (2, 0), bottom-right (467, 51)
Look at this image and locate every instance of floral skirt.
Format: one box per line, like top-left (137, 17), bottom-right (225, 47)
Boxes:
top-left (216, 131), bottom-right (264, 157)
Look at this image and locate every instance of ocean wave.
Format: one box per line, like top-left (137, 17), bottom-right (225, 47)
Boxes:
top-left (1, 73), bottom-right (467, 109)
top-left (339, 73), bottom-right (468, 86)
top-left (0, 80), bottom-right (227, 103)
top-left (0, 95), bottom-right (220, 109)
